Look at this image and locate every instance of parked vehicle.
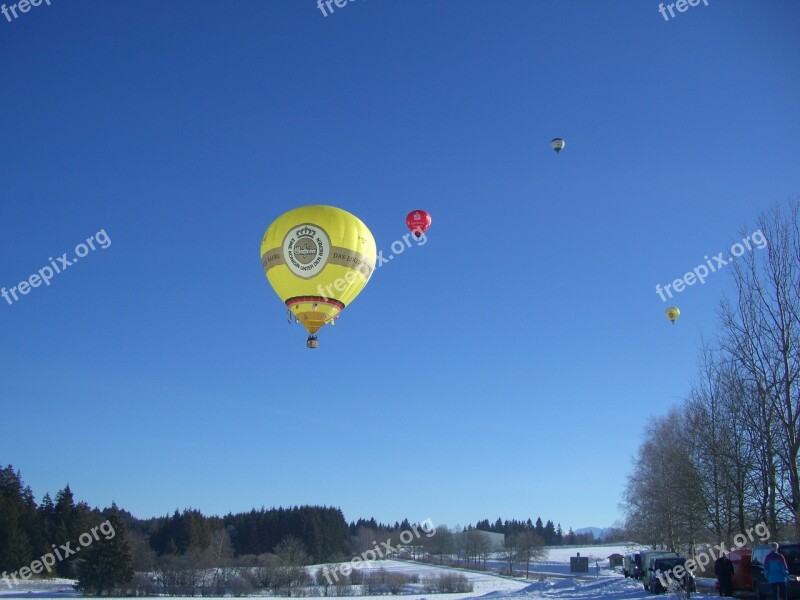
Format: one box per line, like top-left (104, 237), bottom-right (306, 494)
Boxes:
top-left (729, 548), bottom-right (753, 591)
top-left (624, 552), bottom-right (641, 578)
top-left (641, 550), bottom-right (680, 590)
top-left (648, 555), bottom-right (697, 595)
top-left (750, 543), bottom-right (800, 600)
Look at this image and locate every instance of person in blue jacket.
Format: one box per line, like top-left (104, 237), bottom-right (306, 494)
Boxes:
top-left (764, 542), bottom-right (790, 600)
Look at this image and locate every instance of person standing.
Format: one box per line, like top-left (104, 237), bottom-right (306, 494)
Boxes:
top-left (714, 552), bottom-right (735, 597)
top-left (764, 543), bottom-right (790, 600)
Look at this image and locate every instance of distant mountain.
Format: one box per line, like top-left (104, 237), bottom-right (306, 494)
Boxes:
top-left (575, 526), bottom-right (612, 539)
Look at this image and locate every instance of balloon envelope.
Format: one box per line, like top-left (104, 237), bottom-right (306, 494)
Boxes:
top-left (260, 205), bottom-right (376, 336)
top-left (551, 138), bottom-right (565, 154)
top-left (406, 210), bottom-right (431, 237)
top-left (666, 307), bottom-right (681, 324)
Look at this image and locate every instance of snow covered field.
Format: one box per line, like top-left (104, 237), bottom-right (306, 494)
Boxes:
top-left (0, 546), bottom-right (723, 599)
top-left (0, 578), bottom-right (77, 598)
top-left (484, 544), bottom-right (645, 576)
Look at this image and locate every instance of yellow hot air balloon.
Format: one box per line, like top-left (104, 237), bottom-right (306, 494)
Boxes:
top-left (260, 205), bottom-right (376, 348)
top-left (666, 307), bottom-right (680, 324)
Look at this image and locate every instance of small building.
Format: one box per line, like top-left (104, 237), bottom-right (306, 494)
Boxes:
top-left (608, 553), bottom-right (624, 568)
top-left (570, 552), bottom-right (589, 573)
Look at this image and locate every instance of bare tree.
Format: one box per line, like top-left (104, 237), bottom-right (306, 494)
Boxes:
top-left (426, 525), bottom-right (453, 564)
top-left (274, 536), bottom-right (310, 596)
top-left (515, 531), bottom-right (546, 578)
top-left (474, 531), bottom-right (493, 569)
top-left (499, 535), bottom-right (517, 575)
top-left (203, 528), bottom-right (234, 595)
top-left (685, 347), bottom-right (758, 543)
top-left (461, 529), bottom-right (491, 569)
top-left (721, 202), bottom-right (800, 536)
top-left (623, 408), bottom-right (706, 552)
top-left (624, 202), bottom-right (800, 549)
top-left (315, 567), bottom-right (333, 597)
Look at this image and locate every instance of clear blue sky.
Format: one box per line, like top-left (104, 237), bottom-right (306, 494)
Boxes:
top-left (1, 1), bottom-right (798, 533)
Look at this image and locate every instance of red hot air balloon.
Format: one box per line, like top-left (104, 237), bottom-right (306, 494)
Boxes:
top-left (406, 210), bottom-right (431, 238)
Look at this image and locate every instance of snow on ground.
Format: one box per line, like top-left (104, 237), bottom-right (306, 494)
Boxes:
top-left (542, 545), bottom-right (644, 564)
top-left (484, 576), bottom-right (719, 599)
top-left (0, 577), bottom-right (725, 600)
top-left (309, 558), bottom-right (532, 600)
top-left (0, 578), bottom-right (77, 598)
top-left (0, 546), bottom-right (723, 599)
top-left (484, 544), bottom-right (647, 577)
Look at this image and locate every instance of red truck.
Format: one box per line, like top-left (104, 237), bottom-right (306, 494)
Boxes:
top-left (714, 549), bottom-right (752, 593)
top-left (730, 549), bottom-right (753, 591)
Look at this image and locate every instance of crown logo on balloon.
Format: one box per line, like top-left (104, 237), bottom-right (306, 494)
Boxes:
top-left (296, 226), bottom-right (316, 238)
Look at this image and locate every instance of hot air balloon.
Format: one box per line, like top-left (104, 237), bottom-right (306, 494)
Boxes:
top-left (666, 307), bottom-right (680, 324)
top-left (406, 210), bottom-right (431, 238)
top-left (260, 205), bottom-right (376, 348)
top-left (551, 138), bottom-right (565, 154)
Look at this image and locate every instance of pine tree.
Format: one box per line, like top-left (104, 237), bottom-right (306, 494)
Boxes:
top-left (567, 527), bottom-right (576, 545)
top-left (38, 493), bottom-right (56, 541)
top-left (544, 520), bottom-right (556, 545)
top-left (53, 485), bottom-right (78, 577)
top-left (534, 517), bottom-right (545, 540)
top-left (75, 509), bottom-right (133, 596)
top-left (0, 466), bottom-right (36, 572)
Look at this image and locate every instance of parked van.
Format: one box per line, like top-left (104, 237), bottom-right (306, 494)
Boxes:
top-left (623, 552), bottom-right (641, 578)
top-left (641, 550), bottom-right (680, 590)
top-left (750, 543), bottom-right (800, 600)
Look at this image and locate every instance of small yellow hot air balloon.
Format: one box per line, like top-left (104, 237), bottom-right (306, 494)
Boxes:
top-left (260, 205), bottom-right (376, 348)
top-left (666, 307), bottom-right (680, 324)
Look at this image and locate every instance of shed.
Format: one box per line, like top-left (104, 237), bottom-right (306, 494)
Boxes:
top-left (570, 552), bottom-right (589, 573)
top-left (608, 553), bottom-right (624, 568)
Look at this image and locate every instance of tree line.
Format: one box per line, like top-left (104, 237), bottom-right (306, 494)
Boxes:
top-left (623, 201), bottom-right (800, 553)
top-left (0, 466), bottom-right (132, 595)
top-left (2, 461), bottom-right (621, 595)
top-left (472, 517), bottom-right (624, 545)
top-left (349, 516), bottom-right (621, 547)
